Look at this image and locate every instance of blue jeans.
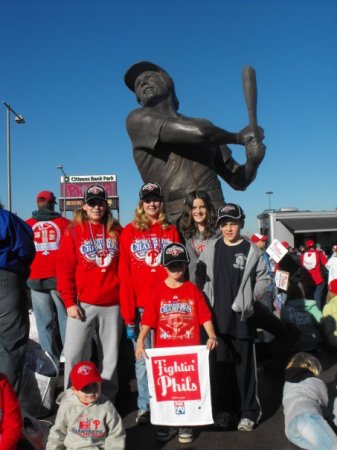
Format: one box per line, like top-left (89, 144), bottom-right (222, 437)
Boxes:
top-left (286, 413), bottom-right (337, 450)
top-left (31, 289), bottom-right (67, 362)
top-left (133, 308), bottom-right (152, 411)
top-left (313, 283), bottom-right (325, 310)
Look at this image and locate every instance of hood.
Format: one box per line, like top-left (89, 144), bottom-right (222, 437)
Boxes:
top-left (32, 209), bottom-right (62, 221)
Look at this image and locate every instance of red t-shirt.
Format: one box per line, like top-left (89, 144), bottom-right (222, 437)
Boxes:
top-left (141, 281), bottom-right (212, 348)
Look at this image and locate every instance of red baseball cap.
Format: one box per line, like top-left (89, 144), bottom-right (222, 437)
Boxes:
top-left (70, 361), bottom-right (102, 391)
top-left (306, 239), bottom-right (315, 249)
top-left (251, 233), bottom-right (267, 243)
top-left (281, 241), bottom-right (290, 249)
top-left (36, 191), bottom-right (57, 204)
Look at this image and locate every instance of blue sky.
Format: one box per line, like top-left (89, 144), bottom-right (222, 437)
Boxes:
top-left (1, 0), bottom-right (336, 234)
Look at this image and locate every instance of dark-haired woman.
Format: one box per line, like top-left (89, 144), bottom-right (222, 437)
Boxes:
top-left (179, 190), bottom-right (219, 282)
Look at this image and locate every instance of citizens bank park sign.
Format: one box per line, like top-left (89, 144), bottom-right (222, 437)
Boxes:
top-left (58, 174), bottom-right (119, 212)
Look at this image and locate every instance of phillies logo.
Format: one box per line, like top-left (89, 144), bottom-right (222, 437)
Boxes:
top-left (77, 365), bottom-right (92, 376)
top-left (152, 353), bottom-right (201, 402)
top-left (143, 183), bottom-right (158, 192)
top-left (88, 185), bottom-right (104, 195)
top-left (166, 245), bottom-right (184, 256)
top-left (222, 205), bottom-right (236, 213)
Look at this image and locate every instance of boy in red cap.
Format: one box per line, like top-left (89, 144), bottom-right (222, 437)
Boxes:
top-left (46, 361), bottom-right (125, 450)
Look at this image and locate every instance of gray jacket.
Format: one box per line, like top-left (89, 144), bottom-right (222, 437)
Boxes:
top-left (46, 389), bottom-right (126, 450)
top-left (196, 237), bottom-right (270, 320)
top-left (283, 376), bottom-right (329, 430)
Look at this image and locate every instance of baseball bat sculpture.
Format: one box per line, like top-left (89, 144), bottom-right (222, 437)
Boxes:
top-left (242, 65), bottom-right (258, 130)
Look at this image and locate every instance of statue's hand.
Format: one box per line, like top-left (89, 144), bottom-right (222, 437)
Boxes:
top-left (246, 136), bottom-right (266, 165)
top-left (237, 125), bottom-right (264, 145)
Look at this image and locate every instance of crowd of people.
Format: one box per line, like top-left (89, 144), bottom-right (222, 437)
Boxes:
top-left (1, 183), bottom-right (337, 450)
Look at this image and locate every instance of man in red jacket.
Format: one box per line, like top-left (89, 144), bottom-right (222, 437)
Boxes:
top-left (300, 239), bottom-right (328, 310)
top-left (26, 191), bottom-right (70, 364)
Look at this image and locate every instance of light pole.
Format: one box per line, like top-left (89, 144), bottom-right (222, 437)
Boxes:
top-left (3, 102), bottom-right (25, 212)
top-left (266, 191), bottom-right (273, 210)
top-left (56, 164), bottom-right (68, 217)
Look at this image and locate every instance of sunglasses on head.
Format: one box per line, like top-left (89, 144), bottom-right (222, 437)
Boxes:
top-left (86, 199), bottom-right (106, 207)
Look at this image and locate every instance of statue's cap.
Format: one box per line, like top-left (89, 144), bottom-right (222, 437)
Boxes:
top-left (124, 61), bottom-right (167, 91)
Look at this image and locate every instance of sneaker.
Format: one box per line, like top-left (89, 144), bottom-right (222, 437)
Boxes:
top-left (237, 418), bottom-right (255, 431)
top-left (178, 427), bottom-right (194, 444)
top-left (136, 409), bottom-right (150, 424)
top-left (155, 427), bottom-right (178, 442)
top-left (59, 354), bottom-right (65, 364)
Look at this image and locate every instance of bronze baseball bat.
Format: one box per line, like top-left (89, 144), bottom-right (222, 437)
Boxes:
top-left (242, 65), bottom-right (258, 129)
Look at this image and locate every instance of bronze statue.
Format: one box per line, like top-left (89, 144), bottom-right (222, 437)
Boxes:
top-left (124, 61), bottom-right (265, 224)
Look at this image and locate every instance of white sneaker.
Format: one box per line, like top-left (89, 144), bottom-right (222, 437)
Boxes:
top-left (237, 418), bottom-right (255, 431)
top-left (178, 428), bottom-right (194, 444)
top-left (60, 355), bottom-right (65, 364)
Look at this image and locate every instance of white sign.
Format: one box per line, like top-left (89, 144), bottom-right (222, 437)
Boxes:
top-left (266, 239), bottom-right (289, 263)
top-left (60, 174), bottom-right (116, 183)
top-left (275, 270), bottom-right (290, 290)
top-left (145, 346), bottom-right (213, 426)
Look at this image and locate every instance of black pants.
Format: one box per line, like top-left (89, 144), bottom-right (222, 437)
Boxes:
top-left (0, 270), bottom-right (29, 393)
top-left (211, 334), bottom-right (261, 423)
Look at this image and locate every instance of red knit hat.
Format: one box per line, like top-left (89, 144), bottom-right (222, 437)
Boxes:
top-left (70, 361), bottom-right (102, 391)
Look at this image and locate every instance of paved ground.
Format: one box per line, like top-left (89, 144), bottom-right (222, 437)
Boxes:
top-left (47, 341), bottom-right (337, 450)
top-left (117, 343), bottom-right (337, 450)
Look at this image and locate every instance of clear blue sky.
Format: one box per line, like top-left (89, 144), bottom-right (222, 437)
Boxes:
top-left (1, 0), bottom-right (336, 234)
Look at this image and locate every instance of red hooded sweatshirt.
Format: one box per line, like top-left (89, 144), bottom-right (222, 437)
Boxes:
top-left (118, 221), bottom-right (180, 324)
top-left (26, 214), bottom-right (70, 280)
top-left (57, 222), bottom-right (121, 309)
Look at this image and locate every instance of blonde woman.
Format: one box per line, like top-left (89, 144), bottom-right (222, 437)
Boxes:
top-left (118, 182), bottom-right (180, 424)
top-left (283, 352), bottom-right (337, 449)
top-left (57, 185), bottom-right (122, 402)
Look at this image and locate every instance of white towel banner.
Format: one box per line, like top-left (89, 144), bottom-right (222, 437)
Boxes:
top-left (145, 345), bottom-right (214, 426)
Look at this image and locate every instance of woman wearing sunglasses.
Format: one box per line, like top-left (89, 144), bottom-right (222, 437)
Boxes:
top-left (57, 185), bottom-right (122, 402)
top-left (118, 182), bottom-right (180, 425)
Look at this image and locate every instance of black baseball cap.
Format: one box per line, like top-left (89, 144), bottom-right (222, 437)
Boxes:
top-left (216, 203), bottom-right (245, 225)
top-left (139, 182), bottom-right (163, 200)
top-left (162, 243), bottom-right (190, 267)
top-left (124, 61), bottom-right (169, 92)
top-left (84, 185), bottom-right (107, 203)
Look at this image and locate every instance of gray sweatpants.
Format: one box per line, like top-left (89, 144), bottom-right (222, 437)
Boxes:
top-left (64, 302), bottom-right (122, 402)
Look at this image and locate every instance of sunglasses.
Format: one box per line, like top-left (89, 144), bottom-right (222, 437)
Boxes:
top-left (143, 196), bottom-right (162, 204)
top-left (86, 199), bottom-right (106, 208)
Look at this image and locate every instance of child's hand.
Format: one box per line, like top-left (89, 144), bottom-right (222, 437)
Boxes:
top-left (206, 337), bottom-right (218, 351)
top-left (135, 341), bottom-right (148, 360)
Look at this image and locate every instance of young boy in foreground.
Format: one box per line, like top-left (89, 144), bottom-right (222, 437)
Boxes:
top-left (136, 242), bottom-right (217, 444)
top-left (46, 361), bottom-right (125, 450)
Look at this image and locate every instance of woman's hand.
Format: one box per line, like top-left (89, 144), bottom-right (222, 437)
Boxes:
top-left (67, 305), bottom-right (84, 320)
